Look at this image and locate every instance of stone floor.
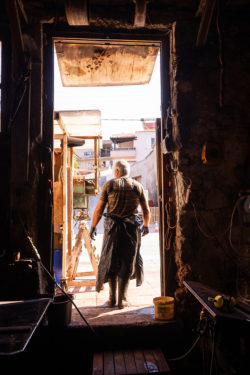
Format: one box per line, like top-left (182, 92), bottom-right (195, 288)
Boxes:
top-left (68, 233), bottom-right (163, 327)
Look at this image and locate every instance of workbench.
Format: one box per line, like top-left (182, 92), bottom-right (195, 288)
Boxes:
top-left (183, 281), bottom-right (250, 374)
top-left (183, 281), bottom-right (250, 322)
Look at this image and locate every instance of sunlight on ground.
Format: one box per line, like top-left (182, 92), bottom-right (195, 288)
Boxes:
top-left (69, 233), bottom-right (161, 310)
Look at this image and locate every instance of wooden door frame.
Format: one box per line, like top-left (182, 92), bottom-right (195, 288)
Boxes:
top-left (42, 25), bottom-right (172, 295)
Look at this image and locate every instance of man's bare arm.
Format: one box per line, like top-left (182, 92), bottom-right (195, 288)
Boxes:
top-left (140, 200), bottom-right (151, 227)
top-left (91, 200), bottom-right (106, 228)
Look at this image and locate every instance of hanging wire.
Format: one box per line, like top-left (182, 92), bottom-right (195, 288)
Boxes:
top-left (228, 196), bottom-right (250, 259)
top-left (8, 61), bottom-right (31, 131)
top-left (209, 328), bottom-right (216, 375)
top-left (167, 334), bottom-right (201, 361)
top-left (191, 201), bottom-right (230, 239)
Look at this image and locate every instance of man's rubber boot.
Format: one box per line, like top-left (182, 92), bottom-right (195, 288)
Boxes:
top-left (118, 277), bottom-right (130, 309)
top-left (108, 277), bottom-right (117, 307)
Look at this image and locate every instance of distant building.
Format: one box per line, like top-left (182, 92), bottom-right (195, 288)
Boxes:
top-left (134, 130), bottom-right (155, 162)
top-left (110, 133), bottom-right (137, 164)
top-left (130, 145), bottom-right (158, 206)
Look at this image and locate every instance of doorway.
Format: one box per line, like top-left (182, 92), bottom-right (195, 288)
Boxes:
top-left (52, 36), bottom-right (164, 326)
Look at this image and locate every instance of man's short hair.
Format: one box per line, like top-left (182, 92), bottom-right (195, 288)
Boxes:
top-left (115, 160), bottom-right (130, 177)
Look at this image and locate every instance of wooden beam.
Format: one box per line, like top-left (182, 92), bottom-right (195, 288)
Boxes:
top-left (94, 137), bottom-right (97, 191)
top-left (67, 280), bottom-right (96, 287)
top-left (67, 148), bottom-right (73, 257)
top-left (64, 0), bottom-right (89, 26)
top-left (195, 0), bottom-right (206, 17)
top-left (5, 0), bottom-right (25, 68)
top-left (62, 133), bottom-right (68, 281)
top-left (73, 136), bottom-right (102, 140)
top-left (16, 0), bottom-right (29, 24)
top-left (196, 0), bottom-right (217, 47)
top-left (133, 0), bottom-right (148, 28)
top-left (58, 114), bottom-right (69, 136)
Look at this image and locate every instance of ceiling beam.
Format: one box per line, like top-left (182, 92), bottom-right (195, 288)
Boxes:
top-left (64, 0), bottom-right (89, 26)
top-left (133, 0), bottom-right (148, 28)
top-left (196, 0), bottom-right (217, 47)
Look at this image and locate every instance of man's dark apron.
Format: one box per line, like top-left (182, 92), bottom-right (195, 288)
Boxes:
top-left (96, 214), bottom-right (144, 292)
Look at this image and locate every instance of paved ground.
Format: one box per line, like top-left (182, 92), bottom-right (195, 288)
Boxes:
top-left (69, 233), bottom-right (162, 326)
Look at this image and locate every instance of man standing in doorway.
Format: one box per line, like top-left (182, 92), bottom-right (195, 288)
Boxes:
top-left (90, 160), bottom-right (150, 309)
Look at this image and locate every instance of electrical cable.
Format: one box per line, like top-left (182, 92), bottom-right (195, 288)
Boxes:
top-left (167, 334), bottom-right (201, 361)
top-left (191, 201), bottom-right (230, 239)
top-left (8, 60), bottom-right (31, 130)
top-left (228, 196), bottom-right (250, 259)
top-left (209, 328), bottom-right (216, 375)
top-left (19, 217), bottom-right (98, 338)
top-left (39, 260), bottom-right (98, 338)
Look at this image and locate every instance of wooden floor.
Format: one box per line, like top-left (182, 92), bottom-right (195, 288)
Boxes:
top-left (68, 233), bottom-right (163, 327)
top-left (93, 347), bottom-right (172, 374)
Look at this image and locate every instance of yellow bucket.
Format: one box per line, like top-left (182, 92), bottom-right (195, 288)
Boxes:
top-left (153, 296), bottom-right (175, 320)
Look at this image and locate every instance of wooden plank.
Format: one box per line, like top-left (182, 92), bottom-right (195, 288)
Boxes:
top-left (143, 349), bottom-right (159, 373)
top-left (134, 349), bottom-right (148, 374)
top-left (67, 280), bottom-right (96, 287)
top-left (67, 148), bottom-right (73, 257)
top-left (94, 138), bottom-right (97, 190)
top-left (67, 165), bottom-right (72, 256)
top-left (151, 348), bottom-right (171, 373)
top-left (62, 133), bottom-right (68, 280)
top-left (113, 350), bottom-right (127, 375)
top-left (103, 350), bottom-right (115, 375)
top-left (76, 271), bottom-right (95, 277)
top-left (123, 349), bottom-right (137, 374)
top-left (92, 352), bottom-right (103, 375)
top-left (196, 0), bottom-right (217, 47)
top-left (82, 222), bottom-right (98, 275)
top-left (156, 118), bottom-right (165, 295)
top-left (133, 0), bottom-right (148, 28)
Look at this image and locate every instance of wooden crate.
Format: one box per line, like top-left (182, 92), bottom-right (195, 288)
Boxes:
top-left (92, 348), bottom-right (171, 375)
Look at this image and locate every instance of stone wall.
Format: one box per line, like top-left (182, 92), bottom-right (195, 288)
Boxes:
top-left (169, 14), bottom-right (250, 307)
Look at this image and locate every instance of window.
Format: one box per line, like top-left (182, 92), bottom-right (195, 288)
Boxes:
top-left (146, 137), bottom-right (155, 149)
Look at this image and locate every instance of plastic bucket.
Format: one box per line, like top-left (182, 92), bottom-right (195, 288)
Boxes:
top-left (48, 293), bottom-right (74, 327)
top-left (153, 296), bottom-right (175, 320)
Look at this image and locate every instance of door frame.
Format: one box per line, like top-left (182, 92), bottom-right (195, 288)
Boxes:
top-left (43, 25), bottom-right (171, 295)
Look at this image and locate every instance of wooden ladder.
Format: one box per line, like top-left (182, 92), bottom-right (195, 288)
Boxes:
top-left (67, 221), bottom-right (99, 288)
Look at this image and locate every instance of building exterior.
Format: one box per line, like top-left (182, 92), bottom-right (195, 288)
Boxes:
top-left (110, 133), bottom-right (137, 164)
top-left (130, 145), bottom-right (158, 206)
